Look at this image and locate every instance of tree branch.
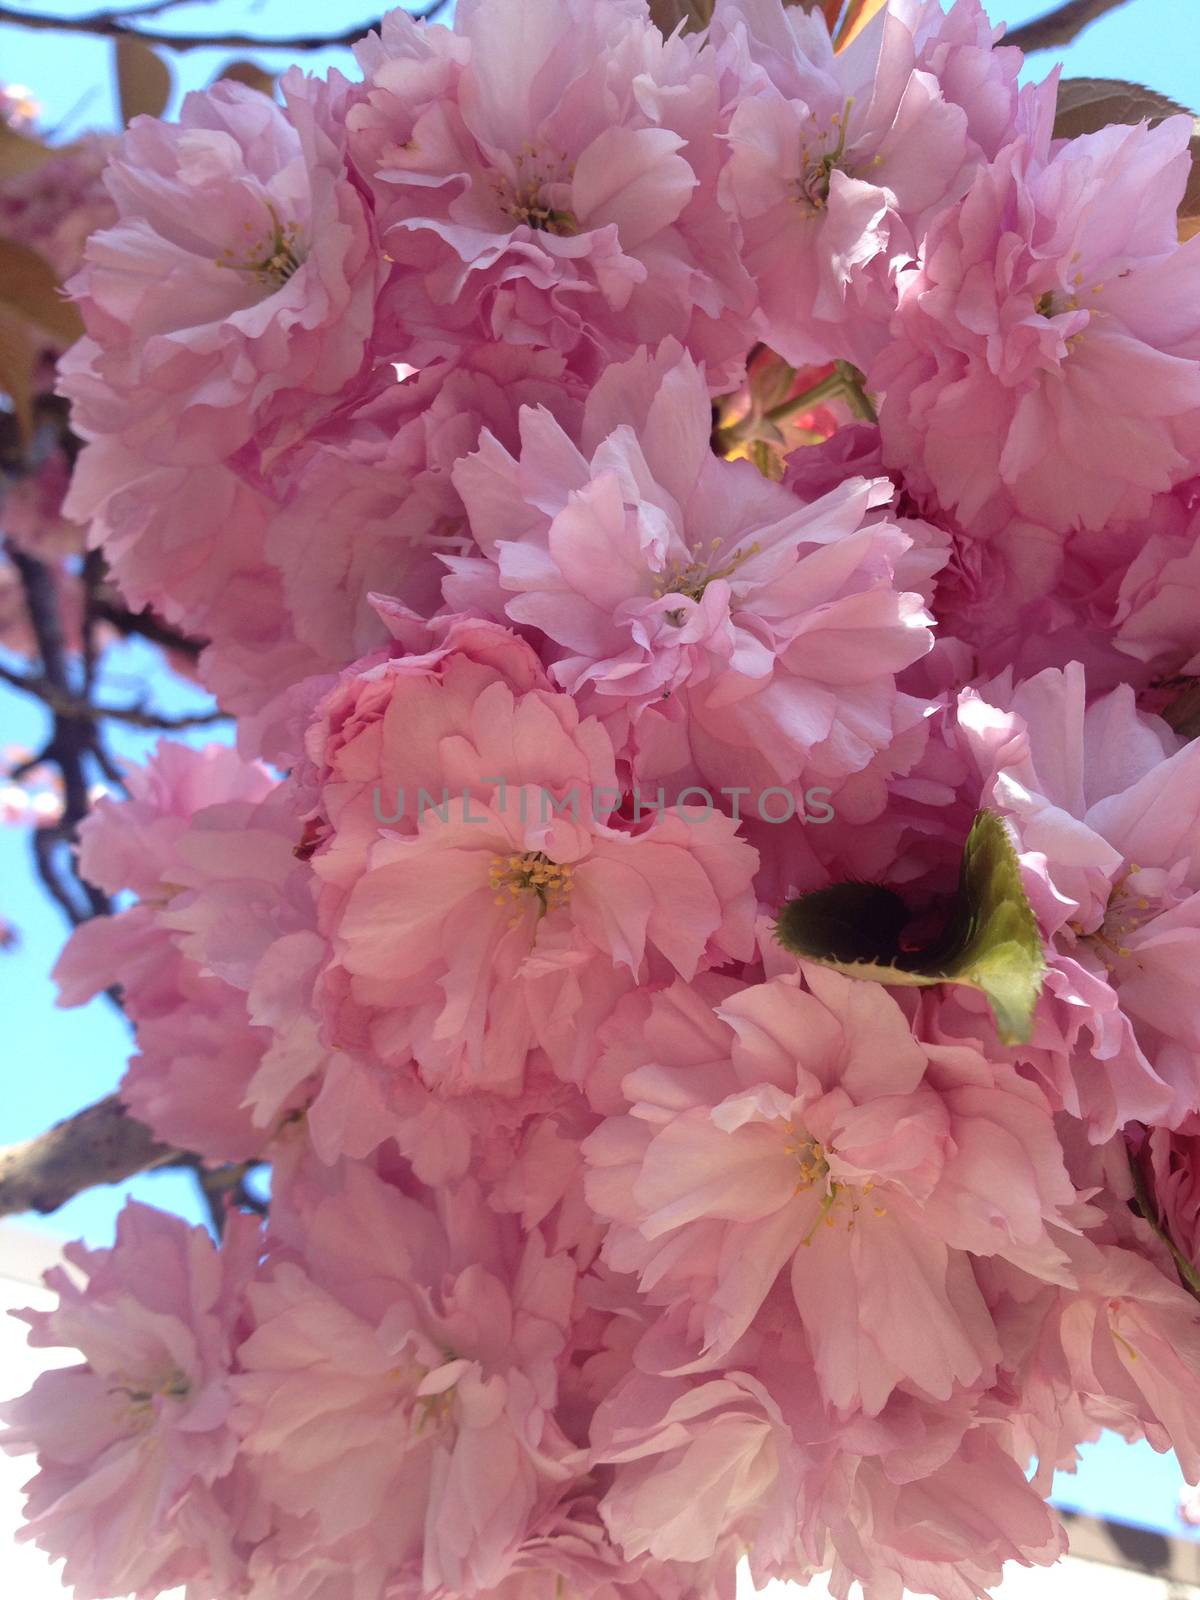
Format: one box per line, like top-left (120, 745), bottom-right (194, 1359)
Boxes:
top-left (0, 658), bottom-right (228, 730)
top-left (0, 0), bottom-right (449, 53)
top-left (1004, 0), bottom-right (1134, 53)
top-left (90, 597), bottom-right (205, 662)
top-left (0, 1094), bottom-right (174, 1217)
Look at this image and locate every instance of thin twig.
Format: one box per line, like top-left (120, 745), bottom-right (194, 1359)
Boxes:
top-left (91, 597), bottom-right (205, 662)
top-left (1004, 0), bottom-right (1134, 53)
top-left (0, 0), bottom-right (449, 52)
top-left (0, 658), bottom-right (226, 729)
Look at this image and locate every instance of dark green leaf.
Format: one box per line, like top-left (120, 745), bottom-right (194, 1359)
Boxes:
top-left (775, 810), bottom-right (1046, 1045)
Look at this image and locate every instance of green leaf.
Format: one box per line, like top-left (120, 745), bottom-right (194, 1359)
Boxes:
top-left (775, 809), bottom-right (1046, 1045)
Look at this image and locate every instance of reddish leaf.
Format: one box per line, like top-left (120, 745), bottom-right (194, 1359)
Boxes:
top-left (1181, 135), bottom-right (1200, 242)
top-left (115, 35), bottom-right (173, 124)
top-left (1053, 76), bottom-right (1194, 141)
top-left (214, 59), bottom-right (277, 98)
top-left (0, 124), bottom-right (60, 179)
top-left (0, 239), bottom-right (85, 347)
top-left (0, 304), bottom-right (38, 447)
top-left (648, 0), bottom-right (713, 34)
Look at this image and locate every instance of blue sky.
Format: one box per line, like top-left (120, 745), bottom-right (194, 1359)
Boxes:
top-left (1, 0), bottom-right (1197, 1544)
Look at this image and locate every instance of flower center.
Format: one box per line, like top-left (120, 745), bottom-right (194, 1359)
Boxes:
top-left (492, 149), bottom-right (577, 236)
top-left (108, 1367), bottom-right (192, 1428)
top-left (218, 202), bottom-right (304, 287)
top-left (782, 1121), bottom-right (884, 1243)
top-left (1075, 864), bottom-right (1156, 970)
top-left (489, 850), bottom-right (574, 915)
top-left (791, 102), bottom-right (854, 215)
top-left (652, 538), bottom-right (760, 624)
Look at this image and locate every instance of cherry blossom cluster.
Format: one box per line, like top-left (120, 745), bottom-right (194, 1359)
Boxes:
top-left (7, 2), bottom-right (1200, 1597)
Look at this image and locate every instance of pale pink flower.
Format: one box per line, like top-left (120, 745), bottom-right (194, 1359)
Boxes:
top-left (61, 438), bottom-right (333, 739)
top-left (875, 115), bottom-right (1200, 535)
top-left (60, 74), bottom-right (382, 466)
top-left (1, 1202), bottom-right (259, 1600)
top-left (235, 1163), bottom-right (579, 1598)
top-left (585, 967), bottom-right (1076, 1413)
top-left (52, 741), bottom-right (316, 1161)
top-left (347, 0), bottom-right (755, 383)
top-left (448, 341), bottom-right (935, 804)
top-left (985, 1215), bottom-right (1200, 1488)
top-left (712, 0), bottom-right (1023, 368)
top-left (304, 637), bottom-right (758, 1092)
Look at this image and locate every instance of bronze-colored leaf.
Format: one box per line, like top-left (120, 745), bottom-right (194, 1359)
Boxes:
top-left (1181, 134), bottom-right (1200, 242)
top-left (213, 59), bottom-right (277, 98)
top-left (115, 35), bottom-right (173, 124)
top-left (0, 304), bottom-right (39, 448)
top-left (648, 0), bottom-right (713, 34)
top-left (0, 124), bottom-right (61, 179)
top-left (1053, 77), bottom-right (1195, 141)
top-left (0, 239), bottom-right (85, 347)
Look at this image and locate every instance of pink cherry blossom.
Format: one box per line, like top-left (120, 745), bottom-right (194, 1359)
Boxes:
top-left (347, 0), bottom-right (755, 384)
top-left (1, 1202), bottom-right (259, 1600)
top-left (235, 1162), bottom-right (580, 1598)
top-left (61, 74), bottom-right (383, 466)
top-left (448, 341), bottom-right (936, 806)
top-left (53, 741), bottom-right (316, 1162)
top-left (712, 0), bottom-right (1023, 369)
top-left (585, 966), bottom-right (1076, 1413)
top-left (953, 664), bottom-right (1200, 1138)
top-left (875, 114), bottom-right (1200, 535)
top-left (303, 636), bottom-right (758, 1092)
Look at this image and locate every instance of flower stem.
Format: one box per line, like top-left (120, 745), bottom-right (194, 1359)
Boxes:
top-left (1128, 1144), bottom-right (1200, 1302)
top-left (834, 360), bottom-right (878, 423)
